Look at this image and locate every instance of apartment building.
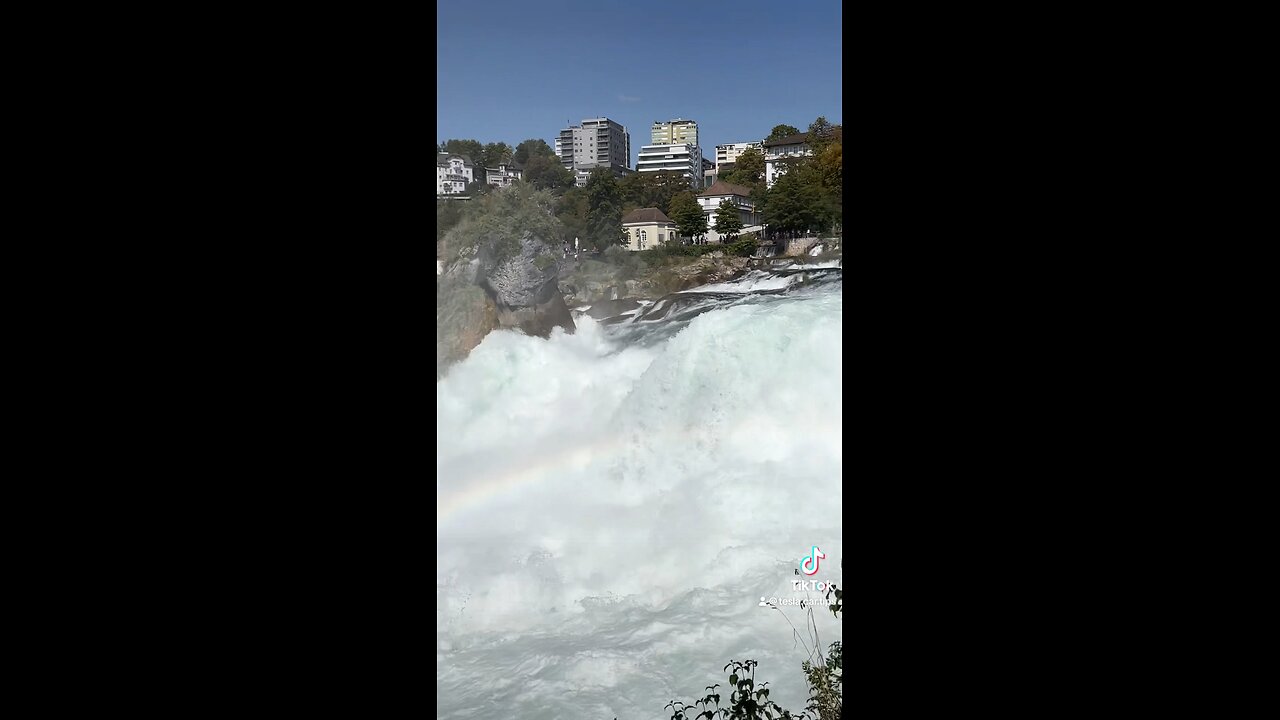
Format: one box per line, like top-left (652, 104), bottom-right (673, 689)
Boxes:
top-left (554, 117), bottom-right (631, 186)
top-left (762, 132), bottom-right (812, 188)
top-left (573, 166), bottom-right (635, 187)
top-left (715, 141), bottom-right (763, 168)
top-left (636, 143), bottom-right (704, 188)
top-left (651, 118), bottom-right (698, 147)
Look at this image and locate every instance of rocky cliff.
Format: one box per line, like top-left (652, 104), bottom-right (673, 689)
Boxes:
top-left (437, 187), bottom-right (575, 377)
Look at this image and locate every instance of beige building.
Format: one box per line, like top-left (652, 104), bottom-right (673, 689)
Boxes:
top-left (621, 207), bottom-right (678, 251)
top-left (651, 118), bottom-right (698, 147)
top-left (715, 141), bottom-right (762, 167)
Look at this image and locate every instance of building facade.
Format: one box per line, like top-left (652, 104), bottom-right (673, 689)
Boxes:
top-left (436, 153), bottom-right (474, 195)
top-left (573, 165), bottom-right (634, 187)
top-left (715, 141), bottom-right (762, 167)
top-left (636, 143), bottom-right (704, 188)
top-left (485, 163), bottom-right (523, 188)
top-left (621, 207), bottom-right (678, 251)
top-left (555, 117), bottom-right (631, 186)
top-left (701, 157), bottom-right (716, 188)
top-left (651, 118), bottom-right (698, 147)
top-left (697, 180), bottom-right (761, 243)
top-left (763, 132), bottom-right (812, 188)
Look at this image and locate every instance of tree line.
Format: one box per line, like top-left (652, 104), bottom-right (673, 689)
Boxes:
top-left (437, 116), bottom-right (841, 255)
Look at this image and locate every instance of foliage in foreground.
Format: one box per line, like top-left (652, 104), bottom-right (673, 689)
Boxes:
top-left (650, 583), bottom-right (843, 720)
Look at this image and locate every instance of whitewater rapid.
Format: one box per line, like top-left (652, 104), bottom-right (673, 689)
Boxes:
top-left (437, 272), bottom-right (842, 719)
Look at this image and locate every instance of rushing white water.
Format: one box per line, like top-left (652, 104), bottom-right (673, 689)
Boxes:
top-left (685, 269), bottom-right (806, 294)
top-left (437, 272), bottom-right (842, 719)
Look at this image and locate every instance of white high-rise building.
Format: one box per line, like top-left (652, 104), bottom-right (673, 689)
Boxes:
top-left (636, 143), bottom-right (704, 188)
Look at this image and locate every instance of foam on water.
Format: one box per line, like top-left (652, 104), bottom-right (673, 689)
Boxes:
top-left (683, 269), bottom-right (804, 294)
top-left (437, 280), bottom-right (842, 719)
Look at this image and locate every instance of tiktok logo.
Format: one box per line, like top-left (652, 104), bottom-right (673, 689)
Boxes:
top-left (800, 545), bottom-right (826, 576)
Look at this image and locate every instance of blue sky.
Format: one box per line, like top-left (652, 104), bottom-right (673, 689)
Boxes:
top-left (437, 0), bottom-right (842, 168)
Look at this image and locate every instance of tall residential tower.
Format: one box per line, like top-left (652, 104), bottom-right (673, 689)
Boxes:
top-left (651, 119), bottom-right (698, 147)
top-left (555, 117), bottom-right (632, 186)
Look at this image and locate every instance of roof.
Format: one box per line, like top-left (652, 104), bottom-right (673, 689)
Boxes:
top-left (762, 132), bottom-right (810, 147)
top-left (437, 153), bottom-right (474, 166)
top-left (700, 180), bottom-right (754, 198)
top-left (621, 207), bottom-right (673, 224)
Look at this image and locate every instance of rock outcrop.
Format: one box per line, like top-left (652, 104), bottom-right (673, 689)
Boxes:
top-left (437, 204), bottom-right (576, 376)
top-left (437, 277), bottom-right (499, 378)
top-left (559, 255), bottom-right (753, 307)
top-left (476, 230), bottom-right (574, 339)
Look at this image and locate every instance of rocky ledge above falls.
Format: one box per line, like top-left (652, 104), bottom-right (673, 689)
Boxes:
top-left (557, 251), bottom-right (841, 307)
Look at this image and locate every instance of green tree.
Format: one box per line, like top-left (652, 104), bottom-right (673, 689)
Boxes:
top-left (807, 117), bottom-right (836, 149)
top-left (714, 198), bottom-right (744, 241)
top-left (523, 153), bottom-right (575, 193)
top-left (619, 172), bottom-right (650, 214)
top-left (583, 168), bottom-right (626, 251)
top-left (514, 138), bottom-right (555, 166)
top-left (762, 168), bottom-right (819, 234)
top-left (553, 187), bottom-right (588, 245)
top-left (440, 139), bottom-right (484, 165)
top-left (792, 119), bottom-right (841, 234)
top-left (479, 141), bottom-right (513, 171)
top-left (722, 147), bottom-right (765, 186)
top-left (620, 171), bottom-right (689, 215)
top-left (652, 171), bottom-right (693, 214)
top-left (765, 124), bottom-right (801, 142)
top-left (437, 199), bottom-right (467, 242)
top-left (668, 191), bottom-right (707, 243)
top-left (811, 141), bottom-right (842, 233)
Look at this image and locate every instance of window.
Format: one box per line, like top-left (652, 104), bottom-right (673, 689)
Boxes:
top-left (658, 233), bottom-right (664, 243)
top-left (639, 230), bottom-right (647, 249)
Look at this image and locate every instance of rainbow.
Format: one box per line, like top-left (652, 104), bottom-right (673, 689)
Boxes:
top-left (437, 434), bottom-right (629, 525)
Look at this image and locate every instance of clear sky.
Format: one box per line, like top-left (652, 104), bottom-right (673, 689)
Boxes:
top-left (437, 0), bottom-right (842, 168)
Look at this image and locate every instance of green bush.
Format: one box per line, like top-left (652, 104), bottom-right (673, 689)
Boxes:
top-left (603, 245), bottom-right (632, 263)
top-left (643, 243), bottom-right (722, 258)
top-left (724, 236), bottom-right (760, 257)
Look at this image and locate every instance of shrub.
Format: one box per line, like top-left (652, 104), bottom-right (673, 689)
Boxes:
top-left (644, 243), bottom-right (722, 258)
top-left (603, 245), bottom-right (631, 263)
top-left (724, 236), bottom-right (760, 257)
